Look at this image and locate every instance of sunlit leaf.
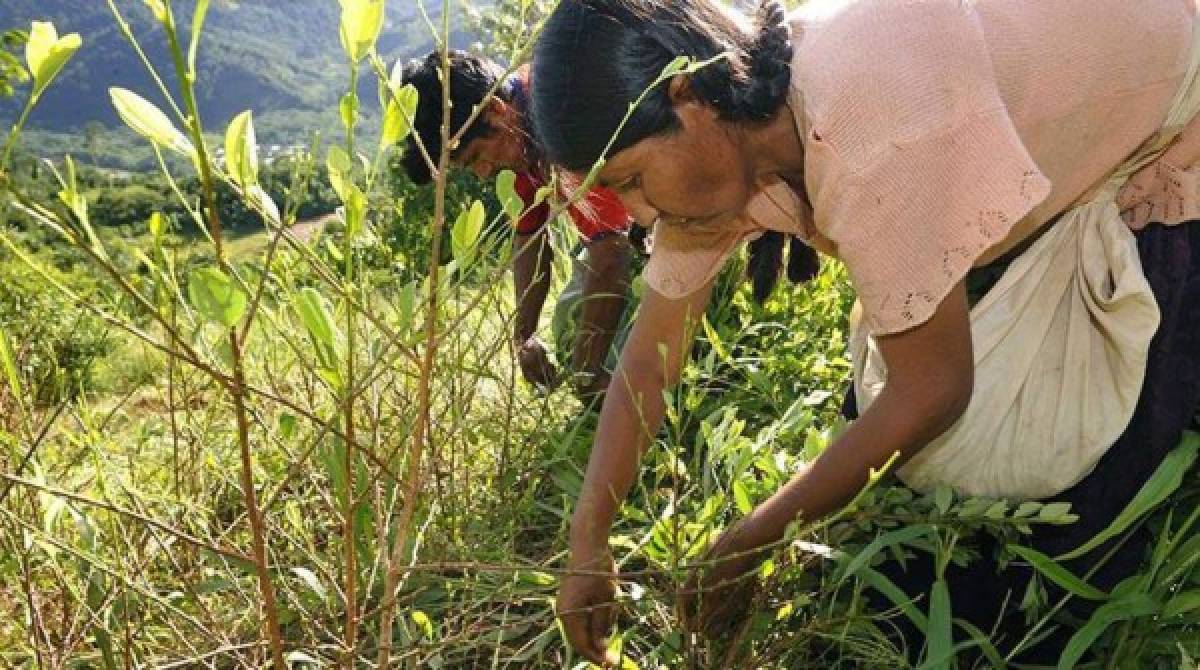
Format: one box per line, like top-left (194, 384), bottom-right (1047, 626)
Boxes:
top-left (412, 610), bottom-right (434, 639)
top-left (148, 211), bottom-right (166, 239)
top-left (224, 110), bottom-right (258, 189)
top-left (294, 288), bottom-right (342, 375)
top-left (110, 87), bottom-right (193, 156)
top-left (25, 21), bottom-right (81, 98)
top-left (247, 184), bottom-right (280, 227)
top-left (340, 91), bottom-right (358, 131)
top-left (187, 266), bottom-right (246, 328)
top-left (339, 0), bottom-right (385, 62)
top-left (327, 146), bottom-right (352, 201)
top-left (291, 567), bottom-right (326, 599)
top-left (0, 322), bottom-right (22, 400)
top-left (142, 0), bottom-right (168, 23)
top-left (451, 200), bottom-right (486, 267)
top-left (188, 0), bottom-right (211, 75)
top-left (495, 169), bottom-right (523, 223)
top-left (381, 84), bottom-right (418, 148)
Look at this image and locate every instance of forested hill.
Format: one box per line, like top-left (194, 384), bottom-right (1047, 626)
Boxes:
top-left (0, 0), bottom-right (473, 133)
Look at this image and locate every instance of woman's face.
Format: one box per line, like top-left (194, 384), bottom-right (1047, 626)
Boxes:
top-left (453, 100), bottom-right (530, 180)
top-left (595, 100), bottom-right (756, 228)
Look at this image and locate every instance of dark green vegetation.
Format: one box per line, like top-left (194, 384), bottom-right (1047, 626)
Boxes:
top-left (0, 2), bottom-right (1197, 668)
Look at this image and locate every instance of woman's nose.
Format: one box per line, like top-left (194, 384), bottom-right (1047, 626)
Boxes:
top-left (471, 161), bottom-right (495, 180)
top-left (616, 191), bottom-right (658, 227)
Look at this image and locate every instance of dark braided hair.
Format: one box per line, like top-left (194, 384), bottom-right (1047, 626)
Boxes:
top-left (532, 0), bottom-right (817, 303)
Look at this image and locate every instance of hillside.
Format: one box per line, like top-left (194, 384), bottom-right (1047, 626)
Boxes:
top-left (0, 1), bottom-right (472, 138)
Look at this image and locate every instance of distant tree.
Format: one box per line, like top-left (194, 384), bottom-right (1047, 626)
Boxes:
top-left (83, 121), bottom-right (107, 167)
top-left (0, 29), bottom-right (28, 98)
top-left (464, 0), bottom-right (552, 60)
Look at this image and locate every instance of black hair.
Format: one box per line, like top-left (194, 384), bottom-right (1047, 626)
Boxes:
top-left (531, 0), bottom-right (793, 173)
top-left (532, 0), bottom-right (814, 302)
top-left (397, 50), bottom-right (510, 185)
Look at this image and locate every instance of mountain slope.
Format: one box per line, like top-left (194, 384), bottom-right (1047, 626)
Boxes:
top-left (0, 0), bottom-right (469, 134)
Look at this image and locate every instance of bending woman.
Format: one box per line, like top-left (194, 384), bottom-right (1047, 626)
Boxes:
top-left (531, 0), bottom-right (1200, 663)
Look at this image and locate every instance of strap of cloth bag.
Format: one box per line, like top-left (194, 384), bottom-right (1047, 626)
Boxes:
top-left (848, 17), bottom-right (1200, 500)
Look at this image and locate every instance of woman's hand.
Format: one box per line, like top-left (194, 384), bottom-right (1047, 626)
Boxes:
top-left (557, 545), bottom-right (619, 666)
top-left (515, 336), bottom-right (559, 389)
top-left (684, 517), bottom-right (771, 638)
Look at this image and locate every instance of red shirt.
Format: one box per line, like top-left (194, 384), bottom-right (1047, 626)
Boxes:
top-left (512, 172), bottom-right (630, 243)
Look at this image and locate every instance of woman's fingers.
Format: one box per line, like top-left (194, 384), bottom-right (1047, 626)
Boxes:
top-left (561, 599), bottom-right (606, 665)
top-left (591, 600), bottom-right (617, 664)
top-left (558, 574), bottom-right (618, 666)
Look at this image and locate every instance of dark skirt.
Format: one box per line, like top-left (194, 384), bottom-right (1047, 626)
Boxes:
top-left (846, 219), bottom-right (1200, 662)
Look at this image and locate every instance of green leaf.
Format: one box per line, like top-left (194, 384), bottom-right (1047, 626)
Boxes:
top-left (859, 566), bottom-right (929, 631)
top-left (294, 288), bottom-right (341, 371)
top-left (496, 170), bottom-right (523, 223)
top-left (1038, 502), bottom-right (1074, 523)
top-left (985, 501), bottom-right (1008, 520)
top-left (1014, 501), bottom-right (1042, 518)
top-left (1161, 533), bottom-right (1200, 587)
top-left (339, 0), bottom-right (385, 62)
top-left (412, 610), bottom-right (434, 639)
top-left (327, 146), bottom-right (352, 201)
top-left (934, 485), bottom-right (953, 516)
top-left (381, 83), bottom-right (418, 148)
top-left (1163, 590), bottom-right (1200, 618)
top-left (110, 87), bottom-right (193, 156)
top-left (839, 525), bottom-right (935, 583)
top-left (1059, 434), bottom-right (1199, 561)
top-left (0, 322), bottom-right (22, 400)
top-left (923, 579), bottom-right (953, 669)
top-left (732, 480), bottom-right (753, 515)
top-left (25, 21), bottom-right (81, 98)
top-left (295, 288), bottom-right (336, 350)
top-left (188, 0), bottom-right (210, 75)
top-left (340, 184), bottom-right (366, 239)
top-left (142, 0), bottom-right (168, 22)
top-left (278, 413), bottom-right (297, 441)
top-left (451, 200), bottom-right (485, 267)
top-left (661, 56), bottom-right (691, 79)
top-left (224, 110), bottom-right (258, 189)
top-left (291, 567), bottom-right (326, 599)
top-left (1008, 545), bottom-right (1109, 600)
top-left (187, 266), bottom-right (246, 328)
top-left (1057, 595), bottom-right (1157, 670)
top-left (284, 651), bottom-right (321, 668)
top-left (148, 211), bottom-right (166, 239)
top-left (247, 185), bottom-right (280, 227)
top-left (395, 281), bottom-right (418, 334)
top-left (340, 91), bottom-right (359, 131)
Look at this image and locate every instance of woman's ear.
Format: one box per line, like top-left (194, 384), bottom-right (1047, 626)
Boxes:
top-left (480, 98), bottom-right (518, 130)
top-left (667, 75), bottom-right (698, 105)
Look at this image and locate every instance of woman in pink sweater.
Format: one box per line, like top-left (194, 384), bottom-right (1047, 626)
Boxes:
top-left (532, 0), bottom-right (1200, 663)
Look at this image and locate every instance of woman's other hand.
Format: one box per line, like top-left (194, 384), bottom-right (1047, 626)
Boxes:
top-left (684, 517), bottom-right (770, 638)
top-left (557, 546), bottom-right (619, 666)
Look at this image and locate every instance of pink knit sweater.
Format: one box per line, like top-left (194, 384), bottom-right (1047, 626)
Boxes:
top-left (644, 0), bottom-right (1197, 334)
